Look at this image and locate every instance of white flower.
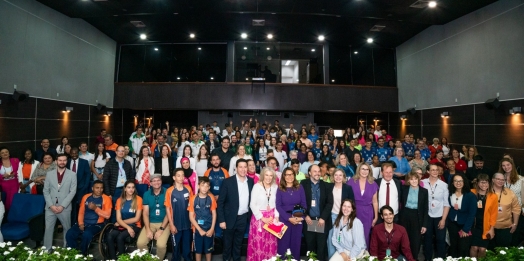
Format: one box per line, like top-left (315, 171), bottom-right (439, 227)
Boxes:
top-left (8, 247), bottom-right (15, 251)
top-left (500, 250), bottom-right (506, 255)
top-left (308, 259), bottom-right (313, 261)
top-left (3, 251), bottom-right (10, 255)
top-left (286, 248), bottom-right (292, 256)
top-left (6, 242), bottom-right (11, 246)
top-left (17, 242), bottom-right (23, 246)
top-left (0, 242), bottom-right (6, 248)
top-left (41, 246), bottom-right (46, 249)
top-left (306, 251), bottom-right (310, 256)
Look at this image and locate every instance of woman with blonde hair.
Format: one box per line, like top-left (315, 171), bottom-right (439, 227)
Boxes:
top-left (247, 167), bottom-right (279, 260)
top-left (346, 163), bottom-right (378, 247)
top-left (499, 158), bottom-right (524, 246)
top-left (463, 146), bottom-right (478, 168)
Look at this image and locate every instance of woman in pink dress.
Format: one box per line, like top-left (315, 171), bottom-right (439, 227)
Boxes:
top-left (0, 147), bottom-right (20, 211)
top-left (180, 157), bottom-right (198, 194)
top-left (346, 162), bottom-right (378, 248)
top-left (247, 167), bottom-right (279, 261)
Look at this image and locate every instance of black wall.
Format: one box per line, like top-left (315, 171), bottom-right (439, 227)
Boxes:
top-left (0, 93), bottom-right (117, 157)
top-left (395, 98), bottom-right (524, 172)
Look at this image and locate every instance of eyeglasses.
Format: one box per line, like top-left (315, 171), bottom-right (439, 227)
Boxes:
top-left (453, 180), bottom-right (463, 183)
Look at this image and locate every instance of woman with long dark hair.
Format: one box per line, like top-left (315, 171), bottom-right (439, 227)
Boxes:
top-left (91, 142), bottom-right (110, 181)
top-left (18, 149), bottom-right (39, 193)
top-left (330, 199), bottom-right (366, 261)
top-left (56, 136), bottom-right (68, 154)
top-left (0, 147), bottom-right (20, 210)
top-left (154, 144), bottom-right (173, 186)
top-left (135, 145), bottom-right (155, 185)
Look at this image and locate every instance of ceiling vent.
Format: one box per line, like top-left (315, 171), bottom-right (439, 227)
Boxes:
top-left (410, 0), bottom-right (430, 8)
top-left (252, 19), bottom-right (265, 26)
top-left (370, 25), bottom-right (386, 32)
top-left (130, 21), bottom-right (146, 28)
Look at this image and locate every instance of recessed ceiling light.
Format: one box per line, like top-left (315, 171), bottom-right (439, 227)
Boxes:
top-left (318, 35), bottom-right (325, 41)
top-left (244, 47), bottom-right (247, 50)
top-left (331, 79), bottom-right (335, 82)
top-left (210, 77), bottom-right (214, 80)
top-left (241, 33), bottom-right (248, 39)
top-left (367, 38), bottom-right (374, 43)
top-left (154, 48), bottom-right (158, 51)
top-left (198, 47), bottom-right (201, 50)
top-left (139, 34), bottom-right (147, 40)
top-left (267, 47), bottom-right (270, 50)
top-left (177, 77), bottom-right (180, 80)
top-left (428, 1), bottom-right (437, 8)
top-left (354, 51), bottom-right (358, 54)
top-left (267, 34), bottom-right (273, 39)
top-left (189, 33), bottom-right (195, 38)
top-left (311, 49), bottom-right (315, 52)
top-left (246, 78), bottom-right (249, 81)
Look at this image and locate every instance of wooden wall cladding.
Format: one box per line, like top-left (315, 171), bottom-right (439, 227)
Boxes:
top-left (0, 93), bottom-right (115, 156)
top-left (114, 82), bottom-right (399, 113)
top-left (399, 99), bottom-right (524, 171)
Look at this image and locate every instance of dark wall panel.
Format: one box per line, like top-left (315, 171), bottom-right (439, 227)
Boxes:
top-left (0, 118), bottom-right (35, 143)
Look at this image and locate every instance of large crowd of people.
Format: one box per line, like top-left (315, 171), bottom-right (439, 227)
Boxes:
top-left (0, 118), bottom-right (522, 261)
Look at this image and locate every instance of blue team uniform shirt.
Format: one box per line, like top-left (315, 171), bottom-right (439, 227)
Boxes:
top-left (361, 147), bottom-right (376, 164)
top-left (207, 169), bottom-right (227, 196)
top-left (402, 142), bottom-right (415, 157)
top-left (312, 147), bottom-right (322, 160)
top-left (169, 187), bottom-right (191, 230)
top-left (376, 147), bottom-right (389, 163)
top-left (84, 195), bottom-right (103, 225)
top-left (419, 148), bottom-right (431, 161)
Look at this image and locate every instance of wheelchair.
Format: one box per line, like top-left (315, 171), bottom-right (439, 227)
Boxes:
top-left (96, 223), bottom-right (142, 259)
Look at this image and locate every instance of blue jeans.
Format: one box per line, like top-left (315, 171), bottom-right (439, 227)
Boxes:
top-left (424, 217), bottom-right (447, 260)
top-left (327, 212), bottom-right (338, 259)
top-left (66, 223), bottom-right (103, 255)
top-left (21, 179), bottom-right (31, 193)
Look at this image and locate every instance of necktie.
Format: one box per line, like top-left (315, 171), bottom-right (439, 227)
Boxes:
top-left (72, 160), bottom-right (77, 172)
top-left (386, 182), bottom-right (390, 206)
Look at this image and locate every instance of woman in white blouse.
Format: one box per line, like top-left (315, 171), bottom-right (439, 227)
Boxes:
top-left (195, 145), bottom-right (209, 177)
top-left (229, 145), bottom-right (253, 175)
top-left (247, 167), bottom-right (280, 261)
top-left (56, 136), bottom-right (68, 154)
top-left (135, 145), bottom-right (155, 185)
top-left (176, 145), bottom-right (196, 170)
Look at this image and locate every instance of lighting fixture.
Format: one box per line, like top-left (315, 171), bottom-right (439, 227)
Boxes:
top-left (354, 51), bottom-right (358, 54)
top-left (177, 77), bottom-right (180, 80)
top-left (428, 1), bottom-right (437, 8)
top-left (441, 112), bottom-right (450, 118)
top-left (267, 34), bottom-right (273, 39)
top-left (373, 118), bottom-right (379, 122)
top-left (510, 107), bottom-right (522, 115)
top-left (210, 77), bottom-right (214, 80)
top-left (106, 110), bottom-right (113, 116)
top-left (367, 38), bottom-right (374, 43)
top-left (139, 34), bottom-right (147, 40)
top-left (244, 47), bottom-right (247, 50)
top-left (198, 47), bottom-right (201, 50)
top-left (246, 78), bottom-right (249, 81)
top-left (285, 60), bottom-right (291, 66)
top-left (311, 49), bottom-right (315, 52)
top-left (267, 47), bottom-right (270, 50)
top-left (189, 33), bottom-right (195, 38)
top-left (134, 114), bottom-right (139, 118)
top-left (63, 107), bottom-right (73, 113)
top-left (331, 79), bottom-right (335, 82)
top-left (400, 115), bottom-right (407, 120)
top-left (154, 48), bottom-right (158, 51)
top-left (241, 33), bottom-right (248, 39)
top-left (318, 35), bottom-right (325, 41)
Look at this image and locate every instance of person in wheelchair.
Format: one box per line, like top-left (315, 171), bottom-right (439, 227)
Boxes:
top-left (66, 180), bottom-right (112, 255)
top-left (106, 180), bottom-right (143, 260)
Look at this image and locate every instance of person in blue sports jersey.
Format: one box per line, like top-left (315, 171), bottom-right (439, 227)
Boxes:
top-left (312, 139), bottom-right (322, 160)
top-left (375, 137), bottom-right (390, 163)
top-left (165, 168), bottom-right (194, 261)
top-left (188, 177), bottom-right (217, 261)
top-left (361, 141), bottom-right (376, 165)
top-left (416, 140), bottom-right (432, 161)
top-left (402, 134), bottom-right (415, 161)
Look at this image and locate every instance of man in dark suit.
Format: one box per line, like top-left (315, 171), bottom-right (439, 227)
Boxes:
top-left (376, 162), bottom-right (402, 223)
top-left (34, 138), bottom-right (57, 162)
top-left (301, 164), bottom-right (334, 261)
top-left (217, 159), bottom-right (254, 261)
top-left (465, 155), bottom-right (492, 186)
top-left (67, 147), bottom-right (92, 223)
top-left (205, 132), bottom-right (220, 152)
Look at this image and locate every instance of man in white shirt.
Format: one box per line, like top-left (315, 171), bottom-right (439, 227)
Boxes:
top-left (128, 127), bottom-right (146, 159)
top-left (375, 162), bottom-right (401, 223)
top-left (374, 125), bottom-right (383, 138)
top-left (212, 121), bottom-right (221, 134)
top-left (273, 141), bottom-right (288, 171)
top-left (189, 132), bottom-right (204, 158)
top-left (78, 142), bottom-right (94, 166)
top-left (285, 123), bottom-right (297, 137)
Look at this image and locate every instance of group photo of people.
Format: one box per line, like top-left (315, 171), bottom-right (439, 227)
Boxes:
top-left (0, 118), bottom-right (522, 261)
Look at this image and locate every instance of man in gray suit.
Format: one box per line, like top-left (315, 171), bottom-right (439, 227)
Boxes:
top-left (43, 153), bottom-right (77, 250)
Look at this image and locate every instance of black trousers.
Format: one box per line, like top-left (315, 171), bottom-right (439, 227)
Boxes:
top-left (304, 227), bottom-right (328, 261)
top-left (489, 227), bottom-right (512, 250)
top-left (399, 208), bottom-right (422, 259)
top-left (222, 213), bottom-right (248, 261)
top-left (447, 221), bottom-right (471, 258)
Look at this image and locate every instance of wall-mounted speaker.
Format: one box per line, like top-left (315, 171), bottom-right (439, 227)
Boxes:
top-left (13, 90), bottom-right (29, 102)
top-left (227, 112), bottom-right (233, 118)
top-left (284, 113), bottom-right (290, 118)
top-left (485, 98), bottom-right (500, 109)
top-left (406, 108), bottom-right (416, 115)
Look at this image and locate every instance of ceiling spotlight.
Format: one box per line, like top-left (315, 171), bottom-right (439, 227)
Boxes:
top-left (267, 34), bottom-right (273, 39)
top-left (246, 78), bottom-right (249, 81)
top-left (441, 111), bottom-right (450, 118)
top-left (428, 1), bottom-right (437, 8)
top-left (510, 107), bottom-right (522, 115)
top-left (373, 118), bottom-right (380, 122)
top-left (177, 77), bottom-right (180, 80)
top-left (400, 115), bottom-right (407, 120)
top-left (154, 48), bottom-right (158, 51)
top-left (198, 47), bottom-right (202, 50)
top-left (243, 47), bottom-right (247, 50)
top-left (367, 38), bottom-right (374, 43)
top-left (62, 106), bottom-right (73, 113)
top-left (106, 110), bottom-right (113, 116)
top-left (241, 33), bottom-right (248, 39)
top-left (189, 33), bottom-right (195, 38)
top-left (331, 79), bottom-right (335, 82)
top-left (354, 51), bottom-right (358, 54)
top-left (210, 77), bottom-right (214, 80)
top-left (134, 114), bottom-right (139, 118)
top-left (318, 35), bottom-right (325, 41)
top-left (139, 34), bottom-right (147, 40)
top-left (267, 47), bottom-right (270, 50)
top-left (311, 49), bottom-right (315, 52)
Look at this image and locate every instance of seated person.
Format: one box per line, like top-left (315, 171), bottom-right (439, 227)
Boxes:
top-left (330, 199), bottom-right (367, 261)
top-left (106, 181), bottom-right (143, 260)
top-left (66, 181), bottom-right (112, 255)
top-left (370, 206), bottom-right (415, 261)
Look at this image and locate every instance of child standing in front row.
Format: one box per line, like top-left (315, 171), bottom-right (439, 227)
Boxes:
top-left (165, 168), bottom-right (194, 261)
top-left (188, 176), bottom-right (217, 261)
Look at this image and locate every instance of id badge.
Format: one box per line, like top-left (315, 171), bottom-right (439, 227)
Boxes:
top-left (477, 200), bottom-right (483, 209)
top-left (311, 200), bottom-right (316, 207)
top-left (214, 186), bottom-right (219, 191)
top-left (129, 208), bottom-right (135, 213)
top-left (498, 205), bottom-right (503, 213)
top-left (155, 209), bottom-right (160, 216)
top-left (386, 248), bottom-right (391, 257)
top-left (184, 193), bottom-right (189, 199)
top-left (198, 219), bottom-right (205, 225)
top-left (119, 178), bottom-right (125, 185)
